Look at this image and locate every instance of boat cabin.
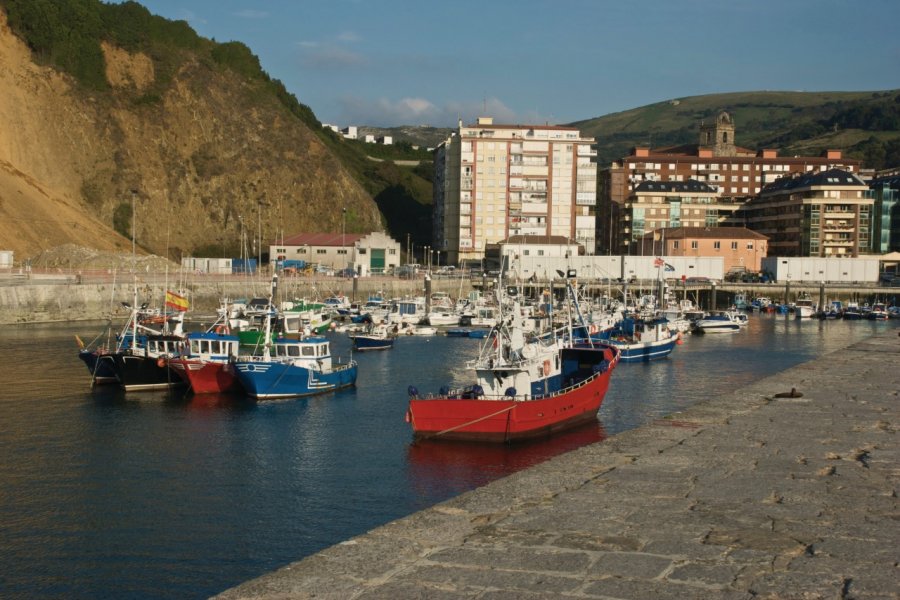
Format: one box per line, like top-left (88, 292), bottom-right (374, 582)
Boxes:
top-left (271, 336), bottom-right (333, 370)
top-left (186, 332), bottom-right (240, 361)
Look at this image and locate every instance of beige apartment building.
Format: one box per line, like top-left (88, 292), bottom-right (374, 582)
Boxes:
top-left (641, 226), bottom-right (769, 273)
top-left (433, 117), bottom-right (597, 267)
top-left (730, 168), bottom-right (873, 257)
top-left (598, 111), bottom-right (861, 253)
top-left (620, 179), bottom-right (745, 254)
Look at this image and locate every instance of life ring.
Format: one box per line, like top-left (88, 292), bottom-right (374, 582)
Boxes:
top-left (157, 357), bottom-right (166, 368)
top-left (215, 325), bottom-right (229, 335)
top-left (543, 359), bottom-right (551, 375)
top-left (589, 324), bottom-right (598, 334)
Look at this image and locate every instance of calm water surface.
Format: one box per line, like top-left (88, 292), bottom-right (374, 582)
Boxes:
top-left (0, 314), bottom-right (895, 598)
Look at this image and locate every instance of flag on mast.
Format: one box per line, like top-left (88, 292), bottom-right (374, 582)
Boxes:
top-left (653, 257), bottom-right (664, 268)
top-left (165, 290), bottom-right (189, 312)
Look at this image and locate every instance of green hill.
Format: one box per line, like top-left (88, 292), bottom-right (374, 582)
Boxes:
top-left (570, 90), bottom-right (900, 169)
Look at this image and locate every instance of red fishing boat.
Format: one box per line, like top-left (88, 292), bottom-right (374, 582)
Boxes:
top-left (406, 274), bottom-right (619, 443)
top-left (168, 330), bottom-right (241, 394)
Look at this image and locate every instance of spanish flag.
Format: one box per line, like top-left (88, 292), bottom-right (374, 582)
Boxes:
top-left (165, 290), bottom-right (189, 312)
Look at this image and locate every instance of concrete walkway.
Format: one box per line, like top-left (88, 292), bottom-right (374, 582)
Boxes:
top-left (215, 331), bottom-right (900, 599)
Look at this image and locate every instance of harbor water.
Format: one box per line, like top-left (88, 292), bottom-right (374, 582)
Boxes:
top-left (0, 314), bottom-right (896, 598)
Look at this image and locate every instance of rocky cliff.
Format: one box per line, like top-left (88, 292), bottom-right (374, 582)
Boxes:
top-left (0, 8), bottom-right (382, 264)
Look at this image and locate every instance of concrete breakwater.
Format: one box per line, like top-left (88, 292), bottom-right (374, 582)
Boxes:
top-left (0, 277), bottom-right (472, 325)
top-left (215, 330), bottom-right (899, 599)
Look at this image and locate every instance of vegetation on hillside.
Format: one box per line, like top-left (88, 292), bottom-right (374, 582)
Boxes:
top-left (573, 91), bottom-right (900, 170)
top-left (0, 0), bottom-right (433, 249)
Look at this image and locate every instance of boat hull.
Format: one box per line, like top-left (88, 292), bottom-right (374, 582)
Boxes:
top-left (603, 337), bottom-right (677, 362)
top-left (78, 349), bottom-right (119, 384)
top-left (351, 335), bottom-right (395, 351)
top-left (408, 346), bottom-right (618, 443)
top-left (111, 353), bottom-right (185, 391)
top-left (234, 360), bottom-right (358, 399)
top-left (168, 359), bottom-right (240, 394)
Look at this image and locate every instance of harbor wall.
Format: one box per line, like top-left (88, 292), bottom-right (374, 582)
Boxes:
top-left (0, 277), bottom-right (473, 325)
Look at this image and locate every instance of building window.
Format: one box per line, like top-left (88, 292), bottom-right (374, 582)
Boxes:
top-left (747, 242), bottom-right (754, 250)
top-left (337, 249), bottom-right (347, 254)
top-left (731, 241), bottom-right (738, 250)
top-left (358, 248), bottom-right (366, 254)
top-left (317, 249), bottom-right (326, 254)
top-left (673, 241), bottom-right (679, 249)
top-left (537, 250), bottom-right (545, 256)
top-left (523, 250), bottom-right (530, 256)
top-left (714, 241), bottom-right (721, 250)
top-left (297, 248), bottom-right (307, 254)
top-left (276, 248), bottom-right (286, 254)
top-left (389, 249), bottom-right (396, 255)
top-left (691, 241), bottom-right (698, 249)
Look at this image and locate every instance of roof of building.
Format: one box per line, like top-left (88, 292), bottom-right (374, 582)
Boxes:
top-left (870, 174), bottom-right (900, 189)
top-left (654, 226), bottom-right (768, 240)
top-left (500, 235), bottom-right (581, 246)
top-left (761, 168), bottom-right (867, 194)
top-left (647, 143), bottom-right (757, 157)
top-left (633, 179), bottom-right (717, 193)
top-left (279, 233), bottom-right (366, 247)
top-left (467, 123), bottom-right (580, 132)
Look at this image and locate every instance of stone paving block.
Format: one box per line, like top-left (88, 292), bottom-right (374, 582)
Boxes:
top-left (667, 562), bottom-right (742, 587)
top-left (400, 563), bottom-right (583, 595)
top-left (426, 545), bottom-right (592, 574)
top-left (588, 551), bottom-right (673, 579)
top-left (584, 576), bottom-right (753, 600)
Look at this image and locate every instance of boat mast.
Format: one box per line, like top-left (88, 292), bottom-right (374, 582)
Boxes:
top-left (262, 273), bottom-right (278, 361)
top-left (131, 190), bottom-right (138, 352)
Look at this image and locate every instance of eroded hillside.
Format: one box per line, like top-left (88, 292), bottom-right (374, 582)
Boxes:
top-left (0, 8), bottom-right (382, 263)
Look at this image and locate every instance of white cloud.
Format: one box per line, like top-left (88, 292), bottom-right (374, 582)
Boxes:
top-left (301, 45), bottom-right (368, 69)
top-left (336, 96), bottom-right (546, 128)
top-left (336, 31), bottom-right (361, 43)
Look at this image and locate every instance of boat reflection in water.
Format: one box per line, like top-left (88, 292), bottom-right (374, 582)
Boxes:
top-left (406, 421), bottom-right (606, 499)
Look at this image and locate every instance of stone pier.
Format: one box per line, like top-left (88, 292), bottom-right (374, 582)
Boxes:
top-left (215, 330), bottom-right (899, 599)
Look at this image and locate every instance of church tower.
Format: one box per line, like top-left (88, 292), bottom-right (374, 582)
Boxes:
top-left (699, 111), bottom-right (736, 157)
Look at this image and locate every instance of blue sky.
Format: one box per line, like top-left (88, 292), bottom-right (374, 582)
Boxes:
top-left (133, 0), bottom-right (900, 128)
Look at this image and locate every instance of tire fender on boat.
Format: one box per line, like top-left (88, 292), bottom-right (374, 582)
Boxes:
top-left (543, 359), bottom-right (551, 375)
top-left (157, 357), bottom-right (166, 368)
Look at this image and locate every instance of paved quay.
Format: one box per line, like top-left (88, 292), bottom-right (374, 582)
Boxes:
top-left (216, 331), bottom-right (900, 600)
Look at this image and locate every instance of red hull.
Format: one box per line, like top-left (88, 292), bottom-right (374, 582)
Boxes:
top-left (408, 363), bottom-right (616, 443)
top-left (168, 359), bottom-right (240, 394)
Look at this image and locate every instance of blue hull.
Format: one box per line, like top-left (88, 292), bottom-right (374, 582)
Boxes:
top-left (352, 335), bottom-right (394, 351)
top-left (234, 360), bottom-right (358, 399)
top-left (605, 337), bottom-right (677, 363)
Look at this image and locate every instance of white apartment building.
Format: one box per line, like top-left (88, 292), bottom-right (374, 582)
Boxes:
top-left (433, 117), bottom-right (597, 266)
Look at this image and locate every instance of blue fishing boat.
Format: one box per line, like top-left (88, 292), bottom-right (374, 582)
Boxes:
top-left (233, 336), bottom-right (358, 399)
top-left (592, 316), bottom-right (679, 363)
top-left (232, 273), bottom-right (359, 399)
top-left (349, 323), bottom-right (397, 351)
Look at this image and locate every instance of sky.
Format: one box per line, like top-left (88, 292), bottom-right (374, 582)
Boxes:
top-left (132, 0), bottom-right (900, 128)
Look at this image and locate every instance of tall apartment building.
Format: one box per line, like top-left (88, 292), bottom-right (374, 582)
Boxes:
top-left (598, 111), bottom-right (861, 253)
top-left (433, 117), bottom-right (597, 266)
top-left (730, 168), bottom-right (872, 257)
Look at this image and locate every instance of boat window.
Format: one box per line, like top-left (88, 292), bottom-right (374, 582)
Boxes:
top-left (275, 346), bottom-right (286, 357)
top-left (210, 341), bottom-right (220, 354)
top-left (302, 346), bottom-right (315, 357)
top-left (191, 340), bottom-right (201, 353)
top-left (289, 346), bottom-right (300, 357)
